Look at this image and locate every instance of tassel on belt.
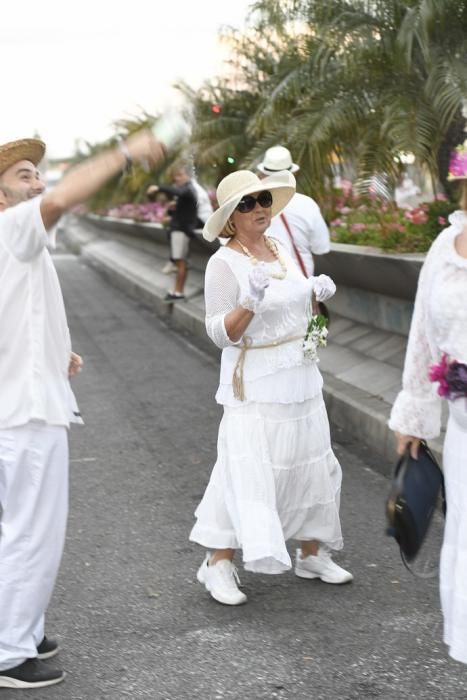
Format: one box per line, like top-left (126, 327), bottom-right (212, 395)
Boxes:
top-left (232, 334), bottom-right (303, 401)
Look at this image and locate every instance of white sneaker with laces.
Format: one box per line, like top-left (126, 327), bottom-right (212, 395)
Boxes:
top-left (295, 548), bottom-right (353, 584)
top-left (197, 554), bottom-right (247, 605)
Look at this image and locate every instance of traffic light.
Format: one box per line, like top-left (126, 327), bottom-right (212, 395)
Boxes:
top-left (211, 104), bottom-right (221, 114)
top-left (226, 156), bottom-right (235, 165)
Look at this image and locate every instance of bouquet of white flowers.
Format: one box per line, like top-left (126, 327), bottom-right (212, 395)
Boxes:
top-left (303, 314), bottom-right (329, 362)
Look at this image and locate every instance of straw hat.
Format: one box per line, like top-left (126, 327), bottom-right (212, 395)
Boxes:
top-left (448, 140), bottom-right (467, 181)
top-left (257, 146), bottom-right (299, 175)
top-left (203, 169), bottom-right (296, 242)
top-left (0, 139), bottom-right (46, 176)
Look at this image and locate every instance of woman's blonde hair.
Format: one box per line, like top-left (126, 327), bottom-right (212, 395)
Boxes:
top-left (219, 218), bottom-right (236, 239)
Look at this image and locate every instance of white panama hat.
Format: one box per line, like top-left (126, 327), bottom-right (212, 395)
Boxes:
top-left (203, 169), bottom-right (296, 242)
top-left (257, 146), bottom-right (300, 175)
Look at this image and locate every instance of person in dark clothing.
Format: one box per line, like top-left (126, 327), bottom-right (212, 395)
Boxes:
top-left (147, 164), bottom-right (198, 301)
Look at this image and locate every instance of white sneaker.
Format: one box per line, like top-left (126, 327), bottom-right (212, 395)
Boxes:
top-left (161, 261), bottom-right (177, 274)
top-left (295, 548), bottom-right (353, 584)
top-left (196, 554), bottom-right (247, 606)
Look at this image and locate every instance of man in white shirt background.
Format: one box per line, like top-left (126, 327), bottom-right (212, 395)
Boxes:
top-left (257, 146), bottom-right (331, 278)
top-left (0, 125), bottom-right (179, 690)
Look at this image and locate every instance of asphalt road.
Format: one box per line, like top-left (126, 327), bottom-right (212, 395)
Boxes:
top-left (6, 250), bottom-right (467, 700)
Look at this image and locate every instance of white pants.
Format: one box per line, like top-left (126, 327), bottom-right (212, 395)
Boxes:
top-left (0, 422), bottom-right (68, 671)
top-left (440, 399), bottom-right (467, 664)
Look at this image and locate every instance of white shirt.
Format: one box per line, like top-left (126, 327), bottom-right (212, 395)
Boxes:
top-left (204, 239), bottom-right (323, 406)
top-left (266, 192), bottom-right (330, 276)
top-left (192, 180), bottom-right (213, 224)
top-left (389, 211), bottom-right (467, 439)
top-left (0, 197), bottom-right (81, 428)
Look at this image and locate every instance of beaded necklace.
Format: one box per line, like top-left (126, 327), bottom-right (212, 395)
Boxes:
top-left (235, 236), bottom-right (287, 280)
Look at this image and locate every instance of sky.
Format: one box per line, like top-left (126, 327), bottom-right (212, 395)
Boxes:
top-left (0, 0), bottom-right (253, 158)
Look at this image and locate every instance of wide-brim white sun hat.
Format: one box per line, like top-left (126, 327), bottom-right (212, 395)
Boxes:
top-left (257, 145), bottom-right (300, 175)
top-left (203, 169), bottom-right (296, 242)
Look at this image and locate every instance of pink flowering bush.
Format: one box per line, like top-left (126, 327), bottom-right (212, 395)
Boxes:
top-left (404, 207), bottom-right (428, 225)
top-left (324, 185), bottom-right (457, 253)
top-left (105, 202), bottom-right (169, 224)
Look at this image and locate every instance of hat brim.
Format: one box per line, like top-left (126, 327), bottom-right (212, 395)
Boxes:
top-left (257, 162), bottom-right (300, 175)
top-left (203, 171), bottom-right (296, 242)
top-left (0, 139), bottom-right (46, 176)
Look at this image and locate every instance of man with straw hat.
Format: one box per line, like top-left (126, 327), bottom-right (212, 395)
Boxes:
top-left (257, 145), bottom-right (330, 278)
top-left (0, 116), bottom-right (188, 689)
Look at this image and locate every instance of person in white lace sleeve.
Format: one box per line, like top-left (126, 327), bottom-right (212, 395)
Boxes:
top-left (388, 147), bottom-right (467, 665)
top-left (189, 170), bottom-right (353, 606)
top-left (0, 118), bottom-right (186, 690)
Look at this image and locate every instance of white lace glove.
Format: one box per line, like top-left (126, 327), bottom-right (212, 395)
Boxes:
top-left (240, 263), bottom-right (271, 313)
top-left (312, 274), bottom-right (336, 302)
top-left (151, 108), bottom-right (192, 153)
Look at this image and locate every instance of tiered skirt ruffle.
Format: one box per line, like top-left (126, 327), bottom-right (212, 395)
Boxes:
top-left (190, 393), bottom-right (343, 574)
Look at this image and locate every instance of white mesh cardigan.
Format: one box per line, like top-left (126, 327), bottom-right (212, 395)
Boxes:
top-left (204, 239), bottom-right (324, 406)
top-left (389, 211), bottom-right (467, 439)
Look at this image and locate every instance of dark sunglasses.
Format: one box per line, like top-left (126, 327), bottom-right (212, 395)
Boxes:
top-left (236, 190), bottom-right (273, 213)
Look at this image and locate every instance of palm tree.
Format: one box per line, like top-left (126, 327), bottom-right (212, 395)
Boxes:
top-left (183, 0), bottom-right (467, 197)
top-left (395, 0), bottom-right (467, 192)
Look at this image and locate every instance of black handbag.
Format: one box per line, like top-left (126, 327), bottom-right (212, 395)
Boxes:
top-left (386, 442), bottom-right (446, 562)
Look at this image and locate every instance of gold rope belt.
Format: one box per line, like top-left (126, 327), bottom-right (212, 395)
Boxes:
top-left (232, 334), bottom-right (303, 402)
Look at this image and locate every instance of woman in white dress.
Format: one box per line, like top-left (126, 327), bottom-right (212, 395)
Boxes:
top-left (189, 170), bottom-right (353, 605)
top-left (389, 157), bottom-right (467, 663)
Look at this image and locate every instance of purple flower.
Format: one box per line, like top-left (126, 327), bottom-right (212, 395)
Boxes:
top-left (445, 362), bottom-right (467, 400)
top-left (429, 354), bottom-right (467, 399)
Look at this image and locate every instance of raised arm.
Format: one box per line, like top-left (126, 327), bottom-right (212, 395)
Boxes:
top-left (152, 184), bottom-right (183, 198)
top-left (40, 130), bottom-right (166, 230)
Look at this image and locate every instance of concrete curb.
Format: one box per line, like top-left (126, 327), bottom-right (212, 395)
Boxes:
top-left (61, 219), bottom-right (443, 470)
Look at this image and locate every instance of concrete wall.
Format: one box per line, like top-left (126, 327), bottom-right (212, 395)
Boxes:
top-left (314, 244), bottom-right (425, 336)
top-left (83, 215), bottom-right (425, 336)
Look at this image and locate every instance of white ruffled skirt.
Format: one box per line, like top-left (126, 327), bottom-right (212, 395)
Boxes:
top-left (189, 393), bottom-right (343, 574)
top-left (440, 398), bottom-right (467, 663)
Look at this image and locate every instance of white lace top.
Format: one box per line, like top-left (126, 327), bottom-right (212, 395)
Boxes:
top-left (389, 211), bottom-right (467, 439)
top-left (205, 238), bottom-right (323, 406)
